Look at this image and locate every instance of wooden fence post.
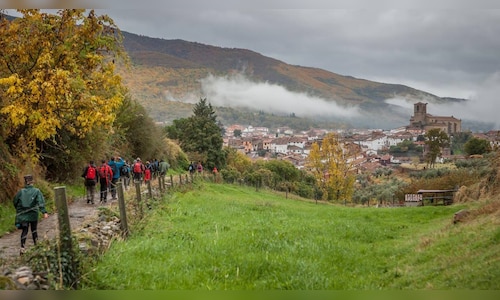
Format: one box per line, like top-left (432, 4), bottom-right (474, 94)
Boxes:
top-left (179, 174), bottom-right (182, 185)
top-left (158, 175), bottom-right (163, 193)
top-left (147, 180), bottom-right (153, 200)
top-left (135, 181), bottom-right (143, 218)
top-left (170, 175), bottom-right (174, 188)
top-left (54, 186), bottom-right (77, 289)
top-left (116, 181), bottom-right (128, 237)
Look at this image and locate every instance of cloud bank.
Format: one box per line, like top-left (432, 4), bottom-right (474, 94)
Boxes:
top-left (164, 72), bottom-right (499, 130)
top-left (385, 72), bottom-right (500, 129)
top-left (198, 74), bottom-right (361, 119)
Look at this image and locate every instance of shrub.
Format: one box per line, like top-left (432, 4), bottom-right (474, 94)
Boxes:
top-left (220, 167), bottom-right (241, 184)
top-left (295, 182), bottom-right (314, 198)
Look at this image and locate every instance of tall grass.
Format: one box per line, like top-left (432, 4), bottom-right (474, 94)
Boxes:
top-left (83, 183), bottom-right (498, 290)
top-left (0, 204), bottom-right (16, 237)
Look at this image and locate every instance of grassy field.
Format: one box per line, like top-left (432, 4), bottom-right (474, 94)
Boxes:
top-left (82, 183), bottom-right (498, 290)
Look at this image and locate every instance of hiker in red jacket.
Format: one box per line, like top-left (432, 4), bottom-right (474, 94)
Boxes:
top-left (98, 159), bottom-right (113, 203)
top-left (82, 160), bottom-right (98, 204)
top-left (132, 158), bottom-right (145, 183)
top-left (144, 160), bottom-right (152, 184)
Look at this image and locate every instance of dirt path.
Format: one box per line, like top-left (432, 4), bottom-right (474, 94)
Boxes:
top-left (0, 193), bottom-right (116, 265)
top-left (1, 177), bottom-right (176, 267)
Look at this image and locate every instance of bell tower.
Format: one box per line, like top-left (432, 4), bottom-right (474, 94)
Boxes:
top-left (413, 102), bottom-right (427, 124)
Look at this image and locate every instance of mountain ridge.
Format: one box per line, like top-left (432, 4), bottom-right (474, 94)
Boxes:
top-left (2, 12), bottom-right (469, 129)
top-left (121, 31), bottom-right (467, 129)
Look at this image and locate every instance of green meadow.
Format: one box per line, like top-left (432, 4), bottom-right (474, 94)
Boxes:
top-left (83, 183), bottom-right (499, 290)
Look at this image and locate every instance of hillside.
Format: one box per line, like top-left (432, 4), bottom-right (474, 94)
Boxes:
top-left (118, 31), bottom-right (466, 129)
top-left (83, 182), bottom-right (499, 289)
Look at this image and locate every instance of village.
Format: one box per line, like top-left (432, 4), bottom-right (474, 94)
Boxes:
top-left (222, 102), bottom-right (500, 172)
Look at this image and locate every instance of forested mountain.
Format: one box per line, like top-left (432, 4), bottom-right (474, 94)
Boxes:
top-left (118, 31), bottom-right (466, 129)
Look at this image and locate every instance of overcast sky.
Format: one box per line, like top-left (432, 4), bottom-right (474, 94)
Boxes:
top-left (91, 2), bottom-right (500, 100)
top-left (4, 1), bottom-right (500, 127)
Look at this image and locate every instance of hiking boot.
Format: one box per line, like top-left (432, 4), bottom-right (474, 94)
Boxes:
top-left (20, 247), bottom-right (26, 256)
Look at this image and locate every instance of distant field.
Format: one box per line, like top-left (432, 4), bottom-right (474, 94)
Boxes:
top-left (83, 183), bottom-right (499, 290)
top-left (400, 162), bottom-right (457, 170)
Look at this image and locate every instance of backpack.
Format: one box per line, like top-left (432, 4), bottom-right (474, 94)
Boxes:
top-left (120, 164), bottom-right (129, 176)
top-left (99, 165), bottom-right (108, 179)
top-left (133, 162), bottom-right (142, 173)
top-left (188, 164), bottom-right (193, 171)
top-left (86, 166), bottom-right (96, 180)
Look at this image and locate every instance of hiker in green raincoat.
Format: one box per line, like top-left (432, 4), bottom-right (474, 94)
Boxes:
top-left (13, 175), bottom-right (49, 255)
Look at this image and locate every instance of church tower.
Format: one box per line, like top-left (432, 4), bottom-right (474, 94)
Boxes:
top-left (413, 102), bottom-right (427, 124)
top-left (408, 102), bottom-right (461, 134)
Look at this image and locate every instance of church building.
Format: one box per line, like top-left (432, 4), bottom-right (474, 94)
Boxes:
top-left (408, 102), bottom-right (461, 135)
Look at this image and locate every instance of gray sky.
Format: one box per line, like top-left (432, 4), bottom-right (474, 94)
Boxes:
top-left (91, 2), bottom-right (500, 100)
top-left (4, 1), bottom-right (500, 127)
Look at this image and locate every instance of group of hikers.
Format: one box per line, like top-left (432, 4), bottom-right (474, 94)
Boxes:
top-left (188, 161), bottom-right (204, 174)
top-left (11, 157), bottom-right (170, 256)
top-left (188, 161), bottom-right (219, 177)
top-left (81, 156), bottom-right (170, 205)
top-left (12, 159), bottom-right (218, 256)
top-left (82, 157), bottom-right (219, 205)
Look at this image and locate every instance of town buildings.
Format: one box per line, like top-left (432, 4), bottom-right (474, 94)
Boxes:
top-left (408, 102), bottom-right (461, 135)
top-left (221, 103), bottom-right (500, 170)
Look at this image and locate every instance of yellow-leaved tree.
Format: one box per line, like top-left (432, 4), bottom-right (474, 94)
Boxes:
top-left (306, 132), bottom-right (356, 202)
top-left (0, 9), bottom-right (127, 164)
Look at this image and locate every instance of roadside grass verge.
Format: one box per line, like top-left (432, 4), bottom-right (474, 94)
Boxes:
top-left (79, 183), bottom-right (499, 290)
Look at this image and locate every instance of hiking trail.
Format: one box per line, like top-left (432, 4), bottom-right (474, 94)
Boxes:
top-left (0, 194), bottom-right (115, 265)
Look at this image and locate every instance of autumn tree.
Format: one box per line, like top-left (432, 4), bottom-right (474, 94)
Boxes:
top-left (306, 132), bottom-right (356, 202)
top-left (424, 128), bottom-right (450, 168)
top-left (224, 146), bottom-right (251, 174)
top-left (217, 146), bottom-right (250, 183)
top-left (0, 10), bottom-right (127, 171)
